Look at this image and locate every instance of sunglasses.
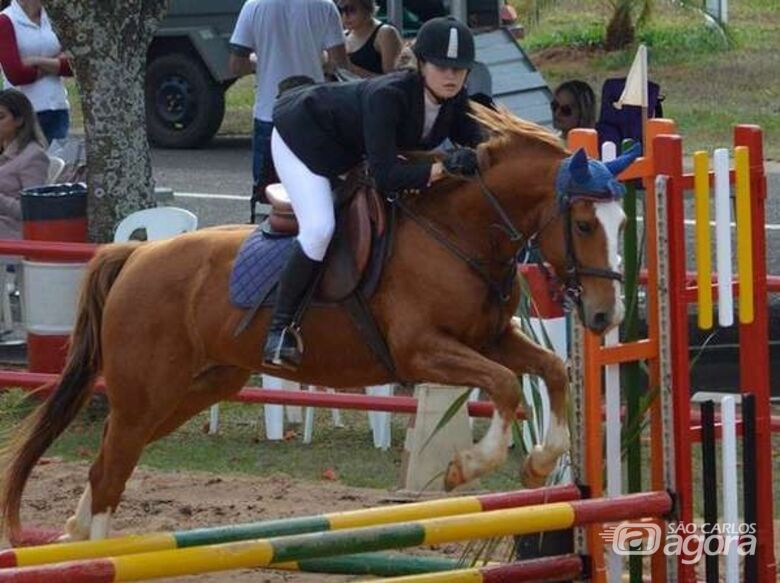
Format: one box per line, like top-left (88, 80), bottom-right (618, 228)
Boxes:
top-left (338, 4), bottom-right (357, 14)
top-left (551, 100), bottom-right (574, 117)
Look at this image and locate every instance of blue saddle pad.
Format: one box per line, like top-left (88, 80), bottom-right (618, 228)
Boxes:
top-left (229, 227), bottom-right (294, 309)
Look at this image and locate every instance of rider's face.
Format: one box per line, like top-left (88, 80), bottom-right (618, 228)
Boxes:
top-left (421, 62), bottom-right (468, 100)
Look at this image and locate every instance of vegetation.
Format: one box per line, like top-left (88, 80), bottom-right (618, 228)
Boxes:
top-left (512, 0), bottom-right (779, 158)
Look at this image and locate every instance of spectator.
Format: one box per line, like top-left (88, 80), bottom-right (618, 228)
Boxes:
top-left (228, 0), bottom-right (347, 220)
top-left (551, 80), bottom-right (596, 139)
top-left (0, 0), bottom-right (73, 144)
top-left (340, 0), bottom-right (403, 77)
top-left (0, 88), bottom-right (48, 239)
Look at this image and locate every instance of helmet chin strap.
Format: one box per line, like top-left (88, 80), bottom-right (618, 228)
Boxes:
top-left (423, 82), bottom-right (447, 105)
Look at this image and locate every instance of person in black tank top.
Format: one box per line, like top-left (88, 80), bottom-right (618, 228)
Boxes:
top-left (340, 0), bottom-right (403, 77)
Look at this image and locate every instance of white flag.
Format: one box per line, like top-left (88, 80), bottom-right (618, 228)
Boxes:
top-left (614, 44), bottom-right (648, 109)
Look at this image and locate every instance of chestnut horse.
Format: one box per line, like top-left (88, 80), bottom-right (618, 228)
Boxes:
top-left (1, 106), bottom-right (629, 542)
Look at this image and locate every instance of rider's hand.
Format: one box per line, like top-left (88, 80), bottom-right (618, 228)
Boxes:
top-left (442, 148), bottom-right (480, 177)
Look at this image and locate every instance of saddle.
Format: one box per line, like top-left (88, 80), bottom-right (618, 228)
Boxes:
top-left (261, 166), bottom-right (387, 303)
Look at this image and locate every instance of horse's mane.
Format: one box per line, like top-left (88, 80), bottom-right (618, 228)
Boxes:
top-left (470, 102), bottom-right (568, 157)
top-left (422, 104), bottom-right (566, 198)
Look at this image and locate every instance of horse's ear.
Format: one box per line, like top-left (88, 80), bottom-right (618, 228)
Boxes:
top-left (569, 148), bottom-right (591, 184)
top-left (604, 142), bottom-right (642, 176)
top-left (476, 143), bottom-right (492, 173)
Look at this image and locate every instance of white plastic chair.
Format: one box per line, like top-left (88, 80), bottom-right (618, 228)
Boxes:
top-left (47, 156), bottom-right (66, 184)
top-left (262, 375), bottom-right (306, 440)
top-left (303, 385), bottom-right (393, 450)
top-left (0, 264), bottom-right (16, 338)
top-left (302, 386), bottom-right (345, 445)
top-left (113, 207), bottom-right (198, 242)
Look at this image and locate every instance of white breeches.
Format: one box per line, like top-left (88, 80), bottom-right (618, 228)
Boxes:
top-left (271, 129), bottom-right (335, 261)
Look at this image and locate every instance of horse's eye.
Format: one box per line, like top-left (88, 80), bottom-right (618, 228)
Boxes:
top-left (576, 221), bottom-right (593, 235)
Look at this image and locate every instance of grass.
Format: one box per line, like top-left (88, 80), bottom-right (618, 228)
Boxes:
top-left (513, 0), bottom-right (779, 158)
top-left (0, 390), bottom-right (524, 492)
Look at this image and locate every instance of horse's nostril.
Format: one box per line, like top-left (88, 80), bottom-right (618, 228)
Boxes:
top-left (592, 311), bottom-right (610, 330)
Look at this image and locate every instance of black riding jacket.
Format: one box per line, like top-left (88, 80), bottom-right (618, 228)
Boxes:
top-left (272, 70), bottom-right (484, 194)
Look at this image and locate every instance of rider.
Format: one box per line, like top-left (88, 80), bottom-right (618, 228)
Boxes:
top-left (265, 16), bottom-right (485, 370)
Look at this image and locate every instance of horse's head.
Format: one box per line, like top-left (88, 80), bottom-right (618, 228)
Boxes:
top-left (456, 104), bottom-right (642, 335)
top-left (533, 144), bottom-right (640, 334)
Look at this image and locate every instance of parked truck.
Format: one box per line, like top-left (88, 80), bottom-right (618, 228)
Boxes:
top-left (146, 0), bottom-right (244, 148)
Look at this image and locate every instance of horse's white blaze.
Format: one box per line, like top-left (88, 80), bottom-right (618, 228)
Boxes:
top-left (595, 200), bottom-right (626, 325)
top-left (90, 511), bottom-right (111, 540)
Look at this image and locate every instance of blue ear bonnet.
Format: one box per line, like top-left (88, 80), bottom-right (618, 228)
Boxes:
top-left (555, 142), bottom-right (642, 210)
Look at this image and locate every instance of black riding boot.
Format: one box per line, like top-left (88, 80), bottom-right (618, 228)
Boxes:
top-left (263, 241), bottom-right (321, 369)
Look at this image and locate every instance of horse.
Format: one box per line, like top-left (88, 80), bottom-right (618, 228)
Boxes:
top-left (0, 105), bottom-right (633, 542)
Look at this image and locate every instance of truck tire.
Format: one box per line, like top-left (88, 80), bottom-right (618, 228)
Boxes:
top-left (146, 53), bottom-right (225, 149)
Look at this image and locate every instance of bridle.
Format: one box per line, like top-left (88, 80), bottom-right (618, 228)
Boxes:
top-left (526, 193), bottom-right (624, 310)
top-left (393, 169), bottom-right (623, 311)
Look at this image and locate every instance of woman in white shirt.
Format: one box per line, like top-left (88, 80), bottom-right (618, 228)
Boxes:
top-left (0, 0), bottom-right (72, 144)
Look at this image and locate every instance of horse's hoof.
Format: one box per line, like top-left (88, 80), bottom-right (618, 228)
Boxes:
top-left (521, 452), bottom-right (548, 489)
top-left (444, 459), bottom-right (465, 491)
top-left (62, 516), bottom-right (89, 542)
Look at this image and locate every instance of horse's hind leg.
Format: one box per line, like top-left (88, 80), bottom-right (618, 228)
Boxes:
top-left (62, 366), bottom-right (251, 541)
top-left (63, 410), bottom-right (159, 541)
top-left (63, 353), bottom-right (194, 540)
top-left (485, 317), bottom-right (570, 489)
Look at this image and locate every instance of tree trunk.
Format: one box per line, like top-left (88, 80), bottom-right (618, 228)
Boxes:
top-left (605, 2), bottom-right (635, 52)
top-left (44, 1), bottom-right (170, 242)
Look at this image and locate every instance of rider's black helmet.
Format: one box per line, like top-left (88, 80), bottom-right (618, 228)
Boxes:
top-left (413, 17), bottom-right (475, 70)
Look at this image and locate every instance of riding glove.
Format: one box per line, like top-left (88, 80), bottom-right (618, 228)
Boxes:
top-left (442, 147), bottom-right (480, 177)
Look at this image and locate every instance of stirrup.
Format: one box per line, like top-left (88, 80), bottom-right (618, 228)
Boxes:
top-left (265, 325), bottom-right (305, 370)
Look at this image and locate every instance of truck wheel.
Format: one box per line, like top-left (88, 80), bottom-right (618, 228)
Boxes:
top-left (146, 54), bottom-right (225, 149)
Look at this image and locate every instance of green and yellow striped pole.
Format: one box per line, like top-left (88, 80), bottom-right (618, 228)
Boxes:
top-left (1, 485), bottom-right (580, 569)
top-left (365, 554), bottom-right (584, 582)
top-left (0, 491), bottom-right (671, 582)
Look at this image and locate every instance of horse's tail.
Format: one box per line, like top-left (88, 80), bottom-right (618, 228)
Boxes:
top-left (0, 242), bottom-right (138, 539)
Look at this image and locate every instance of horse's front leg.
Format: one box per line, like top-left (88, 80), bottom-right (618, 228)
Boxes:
top-left (484, 317), bottom-right (570, 488)
top-left (401, 337), bottom-right (521, 491)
